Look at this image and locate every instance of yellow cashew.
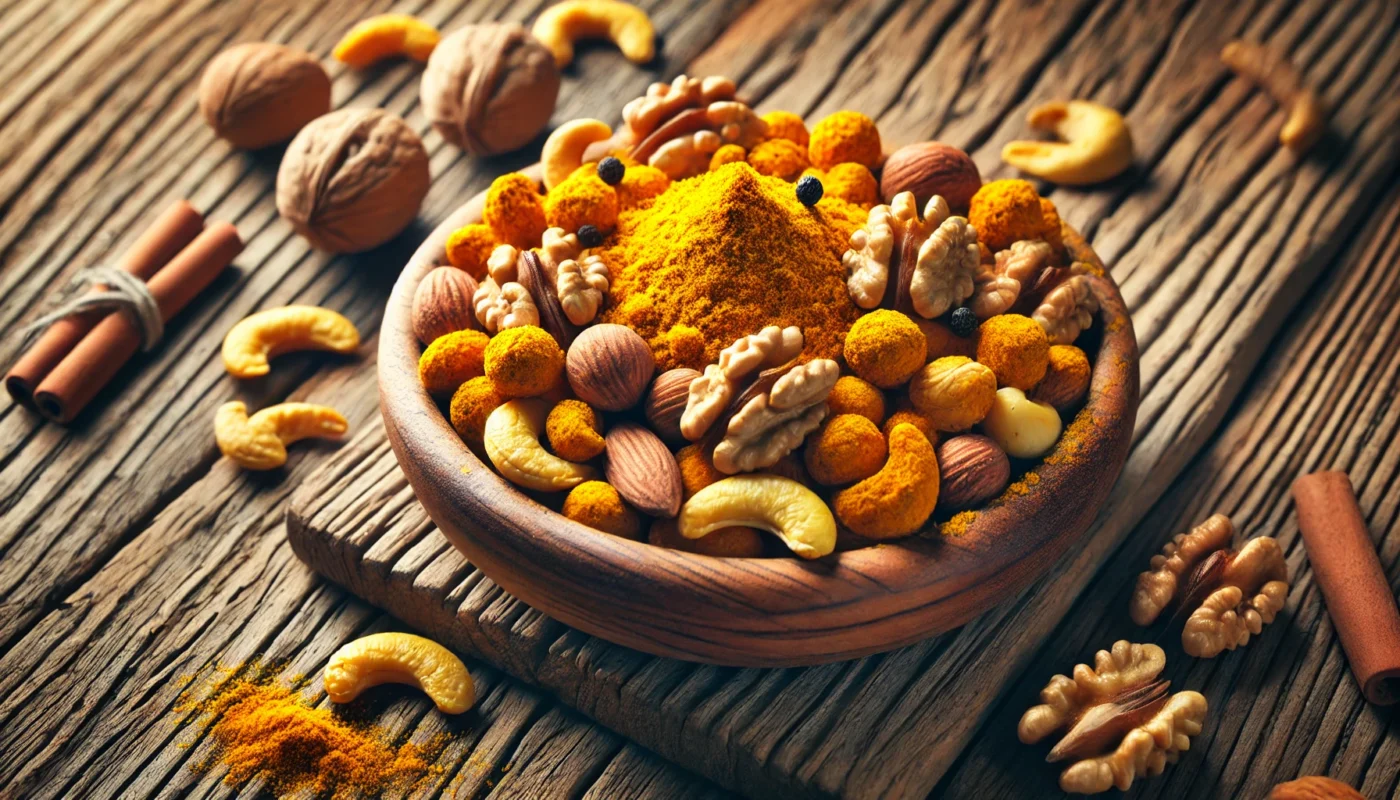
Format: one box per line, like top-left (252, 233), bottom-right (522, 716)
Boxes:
top-left (222, 305), bottom-right (360, 379)
top-left (333, 14), bottom-right (441, 68)
top-left (324, 632), bottom-right (475, 714)
top-left (678, 474), bottom-right (836, 559)
top-left (531, 0), bottom-right (655, 68)
top-left (483, 399), bottom-right (598, 491)
top-left (214, 400), bottom-right (348, 470)
top-left (1002, 100), bottom-right (1134, 185)
top-left (542, 118), bottom-right (613, 190)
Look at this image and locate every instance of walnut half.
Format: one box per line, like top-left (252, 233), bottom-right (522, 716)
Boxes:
top-left (712, 359), bottom-right (838, 474)
top-left (842, 192), bottom-right (980, 318)
top-left (1130, 513), bottom-right (1291, 658)
top-left (681, 326), bottom-right (804, 441)
top-left (1019, 641), bottom-right (1208, 795)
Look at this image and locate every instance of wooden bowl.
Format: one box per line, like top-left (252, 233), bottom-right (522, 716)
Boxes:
top-left (380, 176), bottom-right (1139, 667)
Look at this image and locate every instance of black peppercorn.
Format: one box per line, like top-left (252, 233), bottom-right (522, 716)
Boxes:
top-left (795, 175), bottom-right (823, 206)
top-left (596, 157), bottom-right (625, 186)
top-left (949, 306), bottom-right (978, 338)
top-left (577, 224), bottom-right (604, 248)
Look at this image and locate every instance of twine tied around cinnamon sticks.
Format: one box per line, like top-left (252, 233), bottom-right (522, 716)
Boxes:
top-left (20, 266), bottom-right (165, 352)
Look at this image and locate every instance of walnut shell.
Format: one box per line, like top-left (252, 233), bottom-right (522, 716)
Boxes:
top-left (276, 108), bottom-right (431, 254)
top-left (199, 43), bottom-right (331, 150)
top-left (413, 266), bottom-right (479, 344)
top-left (420, 23), bottom-right (560, 156)
top-left (880, 142), bottom-right (982, 211)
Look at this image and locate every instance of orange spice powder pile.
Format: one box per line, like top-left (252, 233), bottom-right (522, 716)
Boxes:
top-left (177, 664), bottom-right (444, 797)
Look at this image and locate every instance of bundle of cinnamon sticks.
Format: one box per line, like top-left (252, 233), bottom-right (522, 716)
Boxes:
top-left (5, 200), bottom-right (243, 422)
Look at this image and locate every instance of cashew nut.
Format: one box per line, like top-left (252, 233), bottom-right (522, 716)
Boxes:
top-left (1221, 39), bottom-right (1328, 153)
top-left (531, 0), bottom-right (655, 68)
top-left (214, 400), bottom-right (348, 471)
top-left (324, 632), bottom-right (475, 714)
top-left (981, 387), bottom-right (1062, 459)
top-left (1002, 100), bottom-right (1134, 185)
top-left (679, 474), bottom-right (836, 559)
top-left (542, 119), bottom-right (613, 190)
top-left (483, 399), bottom-right (597, 491)
top-left (832, 423), bottom-right (940, 539)
top-left (332, 14), bottom-right (441, 68)
top-left (221, 305), bottom-right (360, 378)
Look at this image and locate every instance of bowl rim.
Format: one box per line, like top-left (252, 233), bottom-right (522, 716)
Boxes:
top-left (379, 168), bottom-right (1139, 666)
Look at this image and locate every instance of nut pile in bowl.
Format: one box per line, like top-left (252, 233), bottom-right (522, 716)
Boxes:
top-left (412, 74), bottom-right (1106, 561)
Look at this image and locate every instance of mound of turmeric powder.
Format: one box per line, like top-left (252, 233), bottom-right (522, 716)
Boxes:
top-left (598, 162), bottom-right (867, 366)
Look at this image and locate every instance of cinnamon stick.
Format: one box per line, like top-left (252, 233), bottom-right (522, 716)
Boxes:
top-left (32, 221), bottom-right (243, 423)
top-left (1292, 471), bottom-right (1400, 705)
top-left (5, 200), bottom-right (204, 407)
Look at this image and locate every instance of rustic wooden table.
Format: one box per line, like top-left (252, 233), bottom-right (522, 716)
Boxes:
top-left (2, 0), bottom-right (1399, 798)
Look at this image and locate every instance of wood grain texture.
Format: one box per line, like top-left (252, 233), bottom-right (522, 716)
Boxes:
top-left (3, 0), bottom-right (1400, 797)
top-left (287, 0), bottom-right (1400, 796)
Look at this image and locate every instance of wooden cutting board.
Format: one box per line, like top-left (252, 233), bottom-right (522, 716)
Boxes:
top-left (287, 1), bottom-right (1400, 796)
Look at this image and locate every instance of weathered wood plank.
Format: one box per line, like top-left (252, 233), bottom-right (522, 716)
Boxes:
top-left (937, 167), bottom-right (1400, 800)
top-left (285, 0), bottom-right (1400, 797)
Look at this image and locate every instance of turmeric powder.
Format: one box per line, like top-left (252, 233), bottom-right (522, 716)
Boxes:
top-left (177, 663), bottom-right (442, 797)
top-left (598, 162), bottom-right (866, 364)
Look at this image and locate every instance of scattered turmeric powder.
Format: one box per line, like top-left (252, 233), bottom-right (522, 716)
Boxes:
top-left (419, 329), bottom-right (489, 395)
top-left (808, 110), bottom-right (882, 170)
top-left (762, 110), bottom-right (810, 147)
top-left (444, 223), bottom-right (497, 279)
top-left (546, 399), bottom-right (606, 461)
top-left (805, 414), bottom-right (888, 486)
top-left (450, 376), bottom-right (504, 444)
top-left (484, 173), bottom-right (547, 248)
top-left (659, 324), bottom-right (708, 371)
top-left (563, 481), bottom-right (642, 538)
top-left (483, 325), bottom-right (565, 398)
top-left (976, 314), bottom-right (1049, 390)
top-left (827, 375), bottom-right (885, 425)
top-left (177, 663), bottom-right (443, 798)
top-left (748, 138), bottom-right (809, 181)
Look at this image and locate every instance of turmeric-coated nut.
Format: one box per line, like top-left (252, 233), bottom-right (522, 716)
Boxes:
top-left (616, 164), bottom-right (671, 208)
top-left (679, 474), bottom-right (836, 559)
top-left (762, 110), bottom-right (809, 147)
top-left (808, 110), bottom-right (882, 171)
top-left (969, 179), bottom-right (1055, 253)
top-left (1030, 344), bottom-right (1090, 410)
top-left (484, 173), bottom-right (548, 249)
top-left (546, 398), bottom-right (606, 461)
top-left (324, 631), bottom-right (474, 714)
top-left (483, 399), bottom-right (597, 491)
top-left (444, 223), bottom-right (498, 279)
top-left (484, 325), bottom-right (566, 398)
top-left (215, 401), bottom-right (348, 471)
top-left (709, 143), bottom-right (747, 171)
top-left (563, 480), bottom-right (642, 539)
top-left (649, 517), bottom-right (765, 557)
top-left (545, 172), bottom-right (620, 234)
top-left (819, 162), bottom-right (879, 207)
top-left (333, 14), bottom-right (441, 68)
top-left (843, 309), bottom-right (928, 388)
top-left (832, 423), bottom-right (940, 539)
top-left (1039, 197), bottom-right (1066, 255)
top-left (882, 405), bottom-right (935, 440)
top-left (826, 375), bottom-right (885, 425)
top-left (531, 0), bottom-right (656, 67)
top-left (450, 376), bottom-right (505, 445)
top-left (976, 313), bottom-right (1049, 390)
top-left (747, 138), bottom-right (809, 181)
top-left (805, 414), bottom-right (887, 486)
top-left (676, 443), bottom-right (724, 499)
top-left (916, 317), bottom-right (976, 360)
top-left (908, 356), bottom-right (998, 432)
top-left (222, 306), bottom-right (360, 379)
top-left (419, 329), bottom-right (490, 395)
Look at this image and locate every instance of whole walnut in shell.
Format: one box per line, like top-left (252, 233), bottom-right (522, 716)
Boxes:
top-left (199, 42), bottom-right (331, 150)
top-left (420, 24), bottom-right (561, 156)
top-left (276, 108), bottom-right (431, 254)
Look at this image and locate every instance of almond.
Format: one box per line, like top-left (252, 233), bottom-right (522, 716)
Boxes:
top-left (1270, 776), bottom-right (1366, 800)
top-left (412, 266), bottom-right (479, 344)
top-left (566, 324), bottom-right (655, 411)
top-left (935, 434), bottom-right (1010, 510)
top-left (605, 422), bottom-right (682, 517)
top-left (644, 368), bottom-right (699, 443)
top-left (880, 141), bottom-right (982, 211)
